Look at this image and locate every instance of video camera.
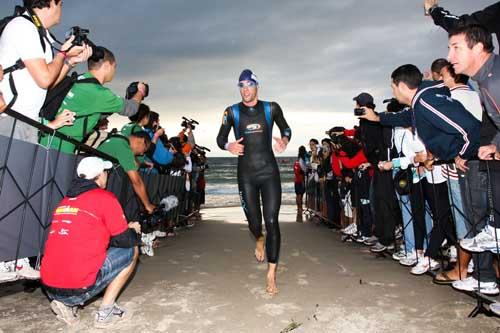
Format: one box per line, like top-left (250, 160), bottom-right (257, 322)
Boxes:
top-left (181, 117), bottom-right (199, 130)
top-left (195, 145), bottom-right (211, 153)
top-left (65, 26), bottom-right (103, 60)
top-left (137, 196), bottom-right (179, 234)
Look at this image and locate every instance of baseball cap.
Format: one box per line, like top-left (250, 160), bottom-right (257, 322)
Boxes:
top-left (353, 92), bottom-right (375, 108)
top-left (238, 69), bottom-right (259, 85)
top-left (77, 157), bottom-right (113, 180)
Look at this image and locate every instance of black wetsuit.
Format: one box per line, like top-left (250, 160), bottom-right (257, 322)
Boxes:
top-left (217, 101), bottom-right (291, 264)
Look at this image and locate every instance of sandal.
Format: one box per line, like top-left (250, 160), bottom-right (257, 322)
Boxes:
top-left (433, 271), bottom-right (457, 285)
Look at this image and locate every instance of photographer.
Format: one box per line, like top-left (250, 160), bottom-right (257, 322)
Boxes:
top-left (40, 46), bottom-right (147, 154)
top-left (41, 157), bottom-right (140, 327)
top-left (143, 111), bottom-right (174, 173)
top-left (121, 103), bottom-right (150, 137)
top-left (0, 0), bottom-right (92, 143)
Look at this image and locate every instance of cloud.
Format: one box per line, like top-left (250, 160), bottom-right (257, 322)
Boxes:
top-left (0, 0), bottom-right (494, 155)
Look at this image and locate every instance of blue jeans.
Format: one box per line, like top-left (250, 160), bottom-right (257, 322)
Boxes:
top-left (47, 247), bottom-right (135, 307)
top-left (447, 177), bottom-right (468, 240)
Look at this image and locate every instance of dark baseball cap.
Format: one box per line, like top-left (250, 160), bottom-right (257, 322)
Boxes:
top-left (353, 92), bottom-right (375, 108)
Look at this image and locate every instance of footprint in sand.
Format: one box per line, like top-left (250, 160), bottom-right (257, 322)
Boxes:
top-left (291, 250), bottom-right (300, 257)
top-left (192, 254), bottom-right (202, 259)
top-left (256, 303), bottom-right (302, 316)
top-left (224, 248), bottom-right (233, 253)
top-left (297, 273), bottom-right (309, 286)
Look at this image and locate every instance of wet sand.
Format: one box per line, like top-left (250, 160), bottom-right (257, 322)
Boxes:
top-left (0, 205), bottom-right (499, 332)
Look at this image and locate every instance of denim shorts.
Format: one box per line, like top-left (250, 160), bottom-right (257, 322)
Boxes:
top-left (47, 247), bottom-right (135, 307)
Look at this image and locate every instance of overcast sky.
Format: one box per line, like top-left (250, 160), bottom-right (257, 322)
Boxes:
top-left (1, 0), bottom-right (496, 156)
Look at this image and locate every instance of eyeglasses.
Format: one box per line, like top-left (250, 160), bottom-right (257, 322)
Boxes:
top-left (237, 81), bottom-right (258, 88)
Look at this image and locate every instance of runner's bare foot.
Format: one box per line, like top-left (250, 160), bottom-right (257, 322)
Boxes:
top-left (255, 236), bottom-right (265, 262)
top-left (266, 263), bottom-right (278, 295)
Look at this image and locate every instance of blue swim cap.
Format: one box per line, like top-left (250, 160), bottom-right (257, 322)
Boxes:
top-left (238, 69), bottom-right (259, 85)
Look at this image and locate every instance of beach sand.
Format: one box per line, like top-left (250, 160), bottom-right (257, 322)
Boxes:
top-left (0, 205), bottom-right (498, 332)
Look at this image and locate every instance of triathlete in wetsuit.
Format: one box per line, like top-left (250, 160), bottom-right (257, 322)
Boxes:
top-left (216, 69), bottom-right (291, 295)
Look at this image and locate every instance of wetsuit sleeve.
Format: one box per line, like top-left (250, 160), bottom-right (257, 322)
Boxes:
top-left (271, 102), bottom-right (292, 141)
top-left (216, 107), bottom-right (234, 150)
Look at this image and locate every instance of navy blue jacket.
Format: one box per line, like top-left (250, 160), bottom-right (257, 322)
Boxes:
top-left (379, 81), bottom-right (480, 161)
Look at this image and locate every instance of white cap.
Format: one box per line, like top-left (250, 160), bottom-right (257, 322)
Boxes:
top-left (77, 157), bottom-right (113, 180)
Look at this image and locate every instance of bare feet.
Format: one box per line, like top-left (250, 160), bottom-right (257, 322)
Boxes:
top-left (266, 263), bottom-right (278, 295)
top-left (255, 236), bottom-right (265, 262)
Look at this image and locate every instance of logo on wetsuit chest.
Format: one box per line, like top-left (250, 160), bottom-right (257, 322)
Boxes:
top-left (245, 123), bottom-right (263, 134)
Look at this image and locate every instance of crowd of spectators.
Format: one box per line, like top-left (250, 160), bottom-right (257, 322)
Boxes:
top-left (293, 0), bottom-right (500, 315)
top-left (0, 0), bottom-right (209, 327)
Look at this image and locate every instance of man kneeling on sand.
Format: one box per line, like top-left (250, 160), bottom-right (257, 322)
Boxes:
top-left (40, 157), bottom-right (141, 327)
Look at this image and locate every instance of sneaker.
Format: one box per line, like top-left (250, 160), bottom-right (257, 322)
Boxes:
top-left (460, 226), bottom-right (500, 253)
top-left (0, 261), bottom-right (18, 283)
top-left (386, 243), bottom-right (395, 251)
top-left (410, 257), bottom-right (440, 275)
top-left (341, 223), bottom-right (357, 236)
top-left (449, 246), bottom-right (457, 263)
top-left (467, 260), bottom-right (474, 274)
top-left (12, 258), bottom-right (40, 280)
top-left (399, 251), bottom-right (419, 267)
top-left (490, 302), bottom-right (500, 316)
top-left (140, 233), bottom-right (155, 257)
top-left (370, 242), bottom-right (387, 253)
top-left (341, 234), bottom-right (353, 243)
top-left (392, 248), bottom-right (407, 261)
top-left (154, 230), bottom-right (167, 238)
top-left (452, 276), bottom-right (499, 296)
top-left (363, 236), bottom-right (378, 246)
top-left (50, 300), bottom-right (79, 326)
top-left (354, 234), bottom-right (369, 244)
top-left (95, 303), bottom-right (128, 328)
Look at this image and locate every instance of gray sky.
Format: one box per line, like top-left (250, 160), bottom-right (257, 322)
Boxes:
top-left (1, 0), bottom-right (495, 156)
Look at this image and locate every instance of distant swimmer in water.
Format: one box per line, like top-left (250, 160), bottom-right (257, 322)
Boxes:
top-left (216, 69), bottom-right (292, 295)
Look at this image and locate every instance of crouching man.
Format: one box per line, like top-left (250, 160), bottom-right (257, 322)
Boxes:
top-left (40, 157), bottom-right (141, 327)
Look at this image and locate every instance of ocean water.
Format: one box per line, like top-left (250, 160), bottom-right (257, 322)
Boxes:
top-left (204, 157), bottom-right (296, 208)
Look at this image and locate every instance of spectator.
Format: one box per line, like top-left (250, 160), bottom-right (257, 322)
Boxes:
top-left (41, 157), bottom-right (140, 327)
top-left (121, 103), bottom-right (150, 137)
top-left (294, 146), bottom-right (307, 222)
top-left (98, 131), bottom-right (156, 214)
top-left (0, 0), bottom-right (91, 142)
top-left (40, 46), bottom-right (146, 153)
top-left (430, 58), bottom-right (449, 81)
top-left (143, 111), bottom-right (174, 173)
top-left (446, 24), bottom-right (500, 296)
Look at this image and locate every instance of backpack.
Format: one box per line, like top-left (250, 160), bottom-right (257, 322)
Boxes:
top-left (39, 72), bottom-right (101, 121)
top-left (230, 101), bottom-right (272, 139)
top-left (1, 7), bottom-right (56, 109)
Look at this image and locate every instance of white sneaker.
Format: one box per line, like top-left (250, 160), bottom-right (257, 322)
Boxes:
top-left (12, 258), bottom-right (39, 280)
top-left (452, 276), bottom-right (499, 296)
top-left (490, 302), bottom-right (500, 316)
top-left (460, 226), bottom-right (500, 253)
top-left (341, 223), bottom-right (357, 236)
top-left (410, 257), bottom-right (440, 275)
top-left (0, 261), bottom-right (18, 283)
top-left (392, 247), bottom-right (407, 261)
top-left (449, 246), bottom-right (457, 263)
top-left (467, 261), bottom-right (474, 274)
top-left (399, 251), bottom-right (419, 267)
top-left (140, 233), bottom-right (155, 257)
top-left (154, 230), bottom-right (167, 238)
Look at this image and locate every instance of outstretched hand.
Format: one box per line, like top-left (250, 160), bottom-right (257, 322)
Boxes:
top-left (228, 137), bottom-right (245, 156)
top-left (273, 136), bottom-right (288, 154)
top-left (424, 0), bottom-right (438, 15)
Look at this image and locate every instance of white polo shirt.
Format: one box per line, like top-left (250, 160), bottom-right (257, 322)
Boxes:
top-left (0, 15), bottom-right (54, 121)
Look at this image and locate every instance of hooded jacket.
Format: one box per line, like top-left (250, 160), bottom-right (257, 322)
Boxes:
top-left (379, 81), bottom-right (480, 161)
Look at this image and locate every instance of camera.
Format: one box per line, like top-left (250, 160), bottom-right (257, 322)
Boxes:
top-left (126, 82), bottom-right (150, 99)
top-left (354, 108), bottom-right (366, 116)
top-left (137, 196), bottom-right (179, 234)
top-left (65, 26), bottom-right (103, 60)
top-left (181, 117), bottom-right (199, 130)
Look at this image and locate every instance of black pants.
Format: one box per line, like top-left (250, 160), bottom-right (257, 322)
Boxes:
top-left (372, 170), bottom-right (401, 246)
top-left (238, 174), bottom-right (281, 264)
top-left (410, 179), bottom-right (428, 250)
top-left (324, 179), bottom-right (340, 225)
top-left (424, 181), bottom-right (456, 259)
top-left (355, 169), bottom-right (373, 237)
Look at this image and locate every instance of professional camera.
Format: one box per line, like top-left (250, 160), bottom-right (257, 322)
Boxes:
top-left (126, 82), bottom-right (150, 99)
top-left (181, 117), bottom-right (199, 130)
top-left (354, 108), bottom-right (366, 116)
top-left (65, 26), bottom-right (103, 59)
top-left (137, 196), bottom-right (179, 234)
